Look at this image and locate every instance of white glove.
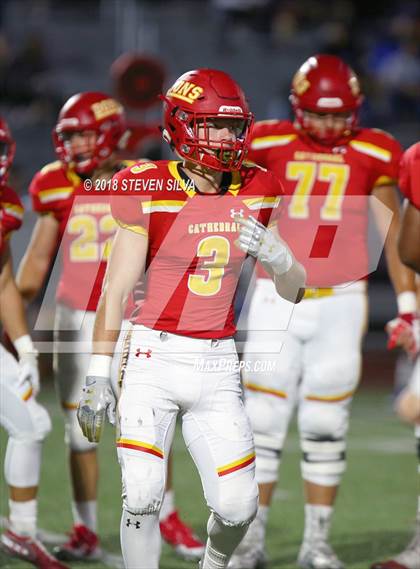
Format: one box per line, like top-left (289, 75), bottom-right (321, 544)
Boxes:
top-left (14, 335), bottom-right (40, 397)
top-left (235, 215), bottom-right (293, 275)
top-left (77, 376), bottom-right (116, 443)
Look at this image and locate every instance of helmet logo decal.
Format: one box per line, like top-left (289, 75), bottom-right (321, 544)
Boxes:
top-left (218, 105), bottom-right (243, 114)
top-left (292, 70), bottom-right (310, 96)
top-left (167, 80), bottom-right (204, 104)
top-left (91, 98), bottom-right (123, 120)
top-left (317, 97), bottom-right (344, 108)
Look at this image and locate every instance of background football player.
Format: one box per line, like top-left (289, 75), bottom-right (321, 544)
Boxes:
top-left (77, 68), bottom-right (306, 569)
top-left (0, 117), bottom-right (67, 569)
top-left (229, 55), bottom-right (417, 569)
top-left (372, 141), bottom-right (420, 569)
top-left (16, 92), bottom-right (204, 563)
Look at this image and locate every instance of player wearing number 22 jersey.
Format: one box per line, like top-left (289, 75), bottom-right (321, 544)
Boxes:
top-left (229, 55), bottom-right (416, 569)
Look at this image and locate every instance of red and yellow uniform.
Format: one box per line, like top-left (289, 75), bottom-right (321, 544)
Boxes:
top-left (30, 160), bottom-right (134, 311)
top-left (249, 120), bottom-right (402, 286)
top-left (0, 186), bottom-right (24, 256)
top-left (111, 159), bottom-right (283, 339)
top-left (399, 142), bottom-right (420, 210)
top-left (29, 159), bottom-right (134, 416)
top-left (242, 120), bottom-right (403, 495)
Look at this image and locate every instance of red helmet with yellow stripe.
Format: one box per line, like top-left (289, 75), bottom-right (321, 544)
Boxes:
top-left (161, 69), bottom-right (254, 171)
top-left (53, 92), bottom-right (126, 174)
top-left (290, 54), bottom-right (363, 145)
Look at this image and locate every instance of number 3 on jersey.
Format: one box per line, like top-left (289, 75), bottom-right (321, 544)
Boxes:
top-left (68, 213), bottom-right (117, 262)
top-left (188, 236), bottom-right (230, 296)
top-left (287, 161), bottom-right (350, 220)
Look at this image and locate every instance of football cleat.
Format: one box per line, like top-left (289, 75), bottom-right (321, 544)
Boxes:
top-left (0, 529), bottom-right (69, 569)
top-left (53, 524), bottom-right (102, 561)
top-left (298, 540), bottom-right (344, 569)
top-left (228, 517), bottom-right (267, 569)
top-left (370, 527), bottom-right (420, 569)
top-left (160, 510), bottom-right (205, 561)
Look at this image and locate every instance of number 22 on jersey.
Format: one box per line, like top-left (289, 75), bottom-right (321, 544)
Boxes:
top-left (68, 213), bottom-right (117, 262)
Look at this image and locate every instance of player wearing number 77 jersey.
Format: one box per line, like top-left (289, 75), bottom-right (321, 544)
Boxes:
top-left (76, 68), bottom-right (306, 569)
top-left (17, 92), bottom-right (205, 563)
top-left (229, 55), bottom-right (417, 569)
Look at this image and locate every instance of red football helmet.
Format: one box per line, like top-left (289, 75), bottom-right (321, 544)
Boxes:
top-left (290, 54), bottom-right (363, 145)
top-left (53, 92), bottom-right (126, 174)
top-left (161, 69), bottom-right (254, 171)
top-left (0, 117), bottom-right (16, 186)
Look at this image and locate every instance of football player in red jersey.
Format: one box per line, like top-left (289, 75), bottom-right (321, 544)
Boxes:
top-left (0, 118), bottom-right (68, 569)
top-left (16, 93), bottom-right (204, 563)
top-left (228, 55), bottom-right (417, 569)
top-left (76, 68), bottom-right (306, 569)
top-left (371, 142), bottom-right (420, 569)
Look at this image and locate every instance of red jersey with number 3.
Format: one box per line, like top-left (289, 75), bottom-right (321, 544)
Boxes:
top-left (30, 160), bottom-right (133, 311)
top-left (248, 120), bottom-right (402, 287)
top-left (111, 160), bottom-right (283, 338)
top-left (0, 185), bottom-right (24, 256)
top-left (399, 142), bottom-right (420, 210)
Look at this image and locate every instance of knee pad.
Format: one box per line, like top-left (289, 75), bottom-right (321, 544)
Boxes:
top-left (63, 409), bottom-right (98, 452)
top-left (299, 401), bottom-right (349, 486)
top-left (246, 392), bottom-right (293, 484)
top-left (4, 438), bottom-right (42, 487)
top-left (119, 449), bottom-right (165, 515)
top-left (299, 400), bottom-right (350, 441)
top-left (210, 474), bottom-right (258, 527)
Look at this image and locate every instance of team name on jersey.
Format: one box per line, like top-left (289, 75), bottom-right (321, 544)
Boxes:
top-left (188, 221), bottom-right (239, 234)
top-left (293, 151), bottom-right (345, 163)
top-left (167, 80), bottom-right (204, 104)
top-left (73, 202), bottom-right (111, 214)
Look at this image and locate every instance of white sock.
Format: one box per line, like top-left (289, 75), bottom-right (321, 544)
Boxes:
top-left (203, 513), bottom-right (249, 568)
top-left (303, 504), bottom-right (333, 543)
top-left (201, 541), bottom-right (228, 569)
top-left (120, 509), bottom-right (161, 569)
top-left (72, 500), bottom-right (97, 533)
top-left (159, 490), bottom-right (175, 521)
top-left (257, 504), bottom-right (269, 527)
top-left (9, 499), bottom-right (37, 538)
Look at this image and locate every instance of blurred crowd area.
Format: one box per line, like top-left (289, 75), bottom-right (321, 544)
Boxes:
top-left (0, 0), bottom-right (419, 334)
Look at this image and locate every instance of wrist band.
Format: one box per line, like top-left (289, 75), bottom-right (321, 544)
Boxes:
top-left (397, 291), bottom-right (417, 314)
top-left (87, 354), bottom-right (113, 378)
top-left (13, 335), bottom-right (35, 358)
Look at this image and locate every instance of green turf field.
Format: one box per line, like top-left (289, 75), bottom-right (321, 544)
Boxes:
top-left (0, 385), bottom-right (417, 568)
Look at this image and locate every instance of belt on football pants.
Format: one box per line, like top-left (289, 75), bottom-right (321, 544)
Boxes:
top-left (303, 280), bottom-right (367, 300)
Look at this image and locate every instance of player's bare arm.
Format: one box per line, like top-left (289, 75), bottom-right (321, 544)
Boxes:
top-left (373, 184), bottom-right (416, 295)
top-left (16, 214), bottom-right (59, 303)
top-left (92, 225), bottom-right (148, 356)
top-left (373, 184), bottom-right (417, 355)
top-left (0, 244), bottom-right (40, 395)
top-left (0, 245), bottom-right (30, 341)
top-left (398, 199), bottom-right (420, 274)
